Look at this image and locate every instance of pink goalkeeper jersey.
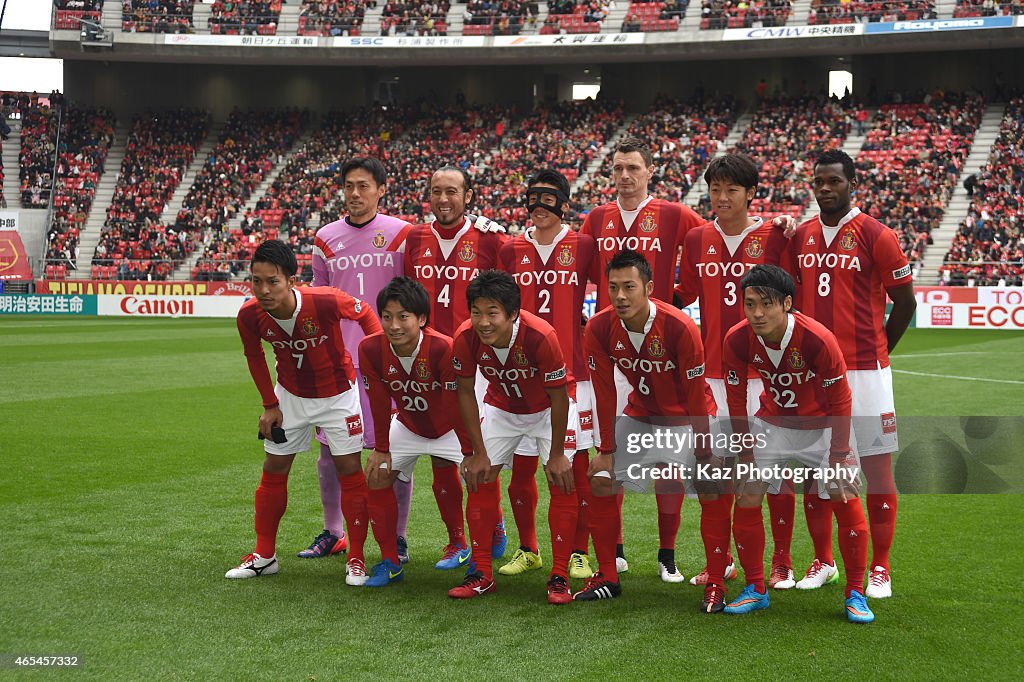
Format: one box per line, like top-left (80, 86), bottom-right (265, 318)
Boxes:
top-left (312, 213), bottom-right (412, 367)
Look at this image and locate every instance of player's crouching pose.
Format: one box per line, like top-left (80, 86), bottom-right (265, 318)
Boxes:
top-left (357, 277), bottom-right (473, 586)
top-left (452, 271), bottom-right (579, 604)
top-left (227, 240), bottom-right (383, 583)
top-left (722, 265), bottom-right (873, 623)
top-left (582, 249), bottom-right (732, 613)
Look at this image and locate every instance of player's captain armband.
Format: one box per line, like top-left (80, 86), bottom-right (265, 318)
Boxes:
top-left (892, 265), bottom-right (912, 280)
top-left (472, 215), bottom-right (507, 234)
top-left (686, 364), bottom-right (705, 380)
top-left (822, 376), bottom-right (844, 388)
top-left (445, 381), bottom-right (457, 390)
top-left (545, 366), bottom-right (567, 382)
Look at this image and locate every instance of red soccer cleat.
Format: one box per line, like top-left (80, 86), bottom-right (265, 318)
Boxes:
top-left (546, 575), bottom-right (573, 605)
top-left (447, 572), bottom-right (496, 599)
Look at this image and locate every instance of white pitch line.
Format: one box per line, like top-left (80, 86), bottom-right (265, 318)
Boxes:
top-left (890, 351), bottom-right (993, 359)
top-left (892, 368), bottom-right (1024, 385)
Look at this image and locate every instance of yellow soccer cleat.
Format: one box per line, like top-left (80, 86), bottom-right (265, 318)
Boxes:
top-left (497, 548), bottom-right (543, 576)
top-left (568, 552), bottom-right (594, 580)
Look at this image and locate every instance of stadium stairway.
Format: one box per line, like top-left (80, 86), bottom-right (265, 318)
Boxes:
top-left (158, 118), bottom-right (225, 227)
top-left (364, 4), bottom-right (385, 36)
top-left (918, 103), bottom-right (1004, 283)
top-left (679, 7), bottom-right (701, 33)
top-left (602, 8), bottom-right (626, 34)
top-left (101, 0), bottom-right (121, 31)
top-left (686, 111), bottom-right (754, 208)
top-left (193, 1), bottom-right (212, 34)
top-left (75, 119), bottom-right (131, 278)
top-left (445, 6), bottom-right (464, 37)
top-left (1, 117), bottom-right (20, 209)
top-left (791, 0), bottom-right (813, 25)
top-left (936, 0), bottom-right (957, 19)
top-left (278, 3), bottom-right (301, 34)
top-left (570, 113), bottom-right (638, 196)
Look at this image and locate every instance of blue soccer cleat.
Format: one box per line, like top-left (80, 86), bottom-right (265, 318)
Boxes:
top-left (435, 543), bottom-right (472, 570)
top-left (492, 519), bottom-right (507, 559)
top-left (364, 558), bottom-right (405, 587)
top-left (845, 590), bottom-right (875, 624)
top-left (724, 583), bottom-right (770, 615)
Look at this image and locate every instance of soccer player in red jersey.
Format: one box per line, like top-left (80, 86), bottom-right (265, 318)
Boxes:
top-left (226, 240), bottom-right (384, 585)
top-left (580, 250), bottom-right (729, 614)
top-left (451, 271), bottom-right (578, 604)
top-left (786, 150), bottom-right (916, 598)
top-left (677, 153), bottom-right (794, 589)
top-left (721, 264), bottom-right (874, 623)
top-left (497, 169), bottom-right (598, 581)
top-left (358, 277), bottom-right (472, 586)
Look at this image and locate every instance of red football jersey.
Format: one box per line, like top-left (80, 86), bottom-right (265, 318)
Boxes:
top-left (585, 298), bottom-right (715, 454)
top-left (677, 219), bottom-right (790, 379)
top-left (358, 327), bottom-right (469, 451)
top-left (452, 309), bottom-right (571, 415)
top-left (723, 311), bottom-right (852, 453)
top-left (403, 218), bottom-right (505, 336)
top-left (498, 227), bottom-right (596, 383)
top-left (580, 197), bottom-right (703, 309)
top-left (237, 287), bottom-right (382, 406)
top-left (786, 209), bottom-right (913, 370)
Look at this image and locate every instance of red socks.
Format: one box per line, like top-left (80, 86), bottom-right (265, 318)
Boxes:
top-left (467, 480), bottom-right (501, 579)
top-left (803, 493), bottom-right (835, 565)
top-left (339, 471), bottom-right (369, 563)
top-left (616, 490), bottom-right (625, 545)
top-left (698, 494), bottom-right (733, 585)
top-left (732, 504), bottom-right (766, 593)
top-left (367, 486), bottom-right (399, 564)
top-left (588, 493), bottom-right (621, 582)
top-left (508, 454), bottom-right (540, 553)
top-left (766, 492), bottom-right (795, 565)
top-left (254, 470), bottom-right (288, 558)
top-left (572, 451), bottom-right (591, 553)
top-left (863, 454), bottom-right (898, 570)
top-left (831, 497), bottom-right (869, 597)
top-left (547, 487), bottom-right (579, 580)
top-left (654, 477), bottom-right (684, 550)
top-left (431, 464), bottom-right (466, 547)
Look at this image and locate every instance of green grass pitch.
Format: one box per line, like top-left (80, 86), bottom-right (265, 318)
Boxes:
top-left (1, 318), bottom-right (1022, 679)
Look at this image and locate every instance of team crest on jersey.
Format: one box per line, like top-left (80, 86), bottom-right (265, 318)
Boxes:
top-left (300, 317), bottom-right (320, 336)
top-left (557, 244), bottom-right (575, 266)
top-left (372, 231), bottom-right (387, 248)
top-left (513, 347), bottom-right (529, 367)
top-left (415, 358), bottom-right (430, 380)
top-left (639, 213), bottom-right (657, 233)
top-left (647, 335), bottom-right (666, 358)
top-left (787, 348), bottom-right (805, 369)
top-left (840, 230), bottom-right (857, 251)
top-left (745, 236), bottom-right (763, 259)
top-left (458, 241), bottom-right (476, 262)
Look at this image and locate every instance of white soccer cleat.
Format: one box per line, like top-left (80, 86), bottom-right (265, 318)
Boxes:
top-left (658, 561), bottom-right (685, 584)
top-left (615, 557), bottom-right (630, 574)
top-left (225, 552), bottom-right (279, 579)
top-left (795, 559), bottom-right (839, 590)
top-left (769, 563), bottom-right (796, 590)
top-left (689, 561), bottom-right (738, 585)
top-left (345, 558), bottom-right (369, 586)
top-left (865, 566), bottom-right (892, 599)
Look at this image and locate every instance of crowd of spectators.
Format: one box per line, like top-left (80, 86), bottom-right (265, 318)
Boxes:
top-left (542, 0), bottom-right (607, 33)
top-left (700, 0), bottom-right (791, 30)
top-left (954, 0), bottom-right (1024, 16)
top-left (622, 1), bottom-right (686, 32)
top-left (122, 1), bottom-right (196, 33)
top-left (854, 91), bottom-right (984, 266)
top-left (299, 1), bottom-right (368, 36)
top-left (382, 1), bottom-right (450, 36)
top-left (462, 1), bottom-right (531, 36)
top-left (209, 0), bottom-right (282, 35)
top-left (90, 110), bottom-right (210, 280)
top-left (808, 0), bottom-right (935, 24)
top-left (54, 1), bottom-right (102, 29)
top-left (941, 97), bottom-right (1024, 286)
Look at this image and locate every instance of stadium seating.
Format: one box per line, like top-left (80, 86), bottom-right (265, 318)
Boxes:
top-left (854, 92), bottom-right (985, 266)
top-left (622, 2), bottom-right (683, 32)
top-left (209, 0), bottom-right (282, 35)
top-left (808, 1), bottom-right (936, 24)
top-left (54, 0), bottom-right (102, 30)
top-left (543, 1), bottom-right (606, 34)
top-left (953, 0), bottom-right (1024, 17)
top-left (700, 0), bottom-right (791, 30)
top-left (299, 1), bottom-right (367, 37)
top-left (122, 1), bottom-right (196, 33)
top-left (381, 1), bottom-right (452, 37)
top-left (941, 97), bottom-right (1024, 286)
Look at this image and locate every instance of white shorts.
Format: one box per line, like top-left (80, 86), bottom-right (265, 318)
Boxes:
top-left (612, 416), bottom-right (697, 494)
top-left (266, 384), bottom-right (364, 457)
top-left (707, 377), bottom-right (764, 418)
top-left (387, 417), bottom-right (464, 482)
top-left (749, 420), bottom-right (861, 498)
top-left (848, 366), bottom-right (898, 457)
top-left (515, 381), bottom-right (593, 454)
top-left (480, 401), bottom-right (578, 469)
